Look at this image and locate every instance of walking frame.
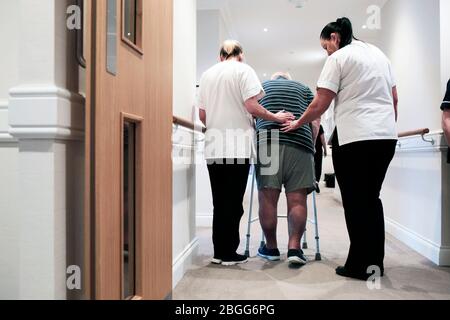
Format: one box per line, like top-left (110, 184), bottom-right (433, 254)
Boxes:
top-left (245, 166), bottom-right (322, 261)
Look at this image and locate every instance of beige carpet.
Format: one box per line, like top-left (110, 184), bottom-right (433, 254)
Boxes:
top-left (173, 185), bottom-right (450, 300)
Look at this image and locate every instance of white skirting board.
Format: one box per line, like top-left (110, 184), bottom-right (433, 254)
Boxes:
top-left (386, 217), bottom-right (450, 266)
top-left (172, 237), bottom-right (199, 289)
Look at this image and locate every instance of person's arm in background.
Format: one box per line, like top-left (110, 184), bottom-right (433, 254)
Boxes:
top-left (311, 118), bottom-right (321, 144)
top-left (197, 76), bottom-right (207, 127)
top-left (393, 86), bottom-right (399, 122)
top-left (442, 80), bottom-right (450, 147)
top-left (387, 60), bottom-right (398, 122)
top-left (320, 132), bottom-right (328, 156)
top-left (199, 108), bottom-right (206, 127)
top-left (306, 87), bottom-right (321, 144)
top-left (443, 111), bottom-right (450, 146)
top-left (245, 96), bottom-right (295, 124)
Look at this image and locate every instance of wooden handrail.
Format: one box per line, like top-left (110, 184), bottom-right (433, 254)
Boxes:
top-left (398, 128), bottom-right (430, 138)
top-left (173, 116), bottom-right (206, 133)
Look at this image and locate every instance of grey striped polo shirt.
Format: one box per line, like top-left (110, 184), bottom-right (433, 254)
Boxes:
top-left (256, 79), bottom-right (315, 154)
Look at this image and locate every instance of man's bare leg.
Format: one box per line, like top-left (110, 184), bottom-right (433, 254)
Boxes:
top-left (258, 189), bottom-right (281, 249)
top-left (286, 189), bottom-right (308, 250)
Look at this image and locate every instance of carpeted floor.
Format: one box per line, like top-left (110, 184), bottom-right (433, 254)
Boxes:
top-left (173, 185), bottom-right (450, 300)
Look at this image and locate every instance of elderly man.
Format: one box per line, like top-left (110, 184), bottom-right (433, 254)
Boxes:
top-left (442, 79), bottom-right (450, 163)
top-left (256, 72), bottom-right (320, 265)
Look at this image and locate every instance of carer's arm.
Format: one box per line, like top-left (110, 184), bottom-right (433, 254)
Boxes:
top-left (392, 86), bottom-right (399, 122)
top-left (244, 96), bottom-right (295, 123)
top-left (282, 88), bottom-right (336, 132)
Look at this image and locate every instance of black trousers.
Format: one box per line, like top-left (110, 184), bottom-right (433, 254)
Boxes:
top-left (314, 149), bottom-right (323, 182)
top-left (332, 131), bottom-right (396, 275)
top-left (207, 159), bottom-right (251, 259)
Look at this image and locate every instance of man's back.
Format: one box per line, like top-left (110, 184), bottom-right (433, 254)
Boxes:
top-left (257, 79), bottom-right (315, 153)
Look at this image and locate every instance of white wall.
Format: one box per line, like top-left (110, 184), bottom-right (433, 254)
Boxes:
top-left (17, 0), bottom-right (57, 86)
top-left (0, 0), bottom-right (85, 299)
top-left (172, 0), bottom-right (199, 289)
top-left (0, 0), bottom-right (19, 100)
top-left (0, 0), bottom-right (20, 299)
top-left (196, 9), bottom-right (217, 227)
top-left (195, 140), bottom-right (214, 227)
top-left (0, 144), bottom-right (19, 299)
top-left (195, 9), bottom-right (235, 227)
top-left (439, 0), bottom-right (450, 255)
top-left (0, 0), bottom-right (19, 140)
top-left (174, 0), bottom-right (197, 120)
top-left (219, 11), bottom-right (231, 45)
top-left (441, 0), bottom-right (450, 91)
top-left (382, 134), bottom-right (449, 265)
top-left (197, 10), bottom-right (221, 82)
top-left (378, 0), bottom-right (450, 266)
top-left (378, 0), bottom-right (442, 133)
top-left (172, 127), bottom-right (199, 288)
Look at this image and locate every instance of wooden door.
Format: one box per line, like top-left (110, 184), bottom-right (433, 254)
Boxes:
top-left (84, 0), bottom-right (173, 300)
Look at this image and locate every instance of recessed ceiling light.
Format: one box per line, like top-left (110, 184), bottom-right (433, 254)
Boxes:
top-left (263, 73), bottom-right (267, 77)
top-left (263, 28), bottom-right (269, 32)
top-left (362, 25), bottom-right (368, 29)
top-left (289, 0), bottom-right (308, 8)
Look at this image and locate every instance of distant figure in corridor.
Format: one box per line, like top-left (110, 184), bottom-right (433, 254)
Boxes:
top-left (442, 79), bottom-right (450, 163)
top-left (256, 72), bottom-right (320, 266)
top-left (197, 41), bottom-right (294, 266)
top-left (283, 17), bottom-right (398, 280)
top-left (314, 124), bottom-right (328, 193)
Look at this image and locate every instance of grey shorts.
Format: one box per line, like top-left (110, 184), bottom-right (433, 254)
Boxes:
top-left (256, 143), bottom-right (315, 194)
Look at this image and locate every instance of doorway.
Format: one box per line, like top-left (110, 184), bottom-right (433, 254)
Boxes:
top-left (84, 0), bottom-right (173, 300)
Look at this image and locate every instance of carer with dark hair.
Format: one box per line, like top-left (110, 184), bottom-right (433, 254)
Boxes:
top-left (283, 17), bottom-right (398, 281)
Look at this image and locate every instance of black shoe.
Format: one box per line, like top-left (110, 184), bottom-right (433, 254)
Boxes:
top-left (221, 253), bottom-right (248, 266)
top-left (335, 266), bottom-right (383, 281)
top-left (287, 249), bottom-right (308, 265)
top-left (258, 245), bottom-right (281, 261)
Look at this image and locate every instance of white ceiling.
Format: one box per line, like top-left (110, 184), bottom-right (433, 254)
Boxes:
top-left (198, 0), bottom-right (388, 88)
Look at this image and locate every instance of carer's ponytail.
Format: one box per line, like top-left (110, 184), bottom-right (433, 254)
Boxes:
top-left (220, 40), bottom-right (244, 60)
top-left (320, 17), bottom-right (357, 49)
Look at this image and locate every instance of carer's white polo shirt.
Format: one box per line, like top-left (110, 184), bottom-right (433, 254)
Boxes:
top-left (317, 40), bottom-right (398, 146)
top-left (197, 60), bottom-right (265, 160)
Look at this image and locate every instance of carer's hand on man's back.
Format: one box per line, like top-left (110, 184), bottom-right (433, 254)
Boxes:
top-left (275, 110), bottom-right (296, 124)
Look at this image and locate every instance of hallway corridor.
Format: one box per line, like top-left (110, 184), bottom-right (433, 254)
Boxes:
top-left (173, 185), bottom-right (450, 300)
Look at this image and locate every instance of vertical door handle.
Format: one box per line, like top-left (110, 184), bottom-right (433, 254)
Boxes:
top-left (76, 0), bottom-right (86, 68)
